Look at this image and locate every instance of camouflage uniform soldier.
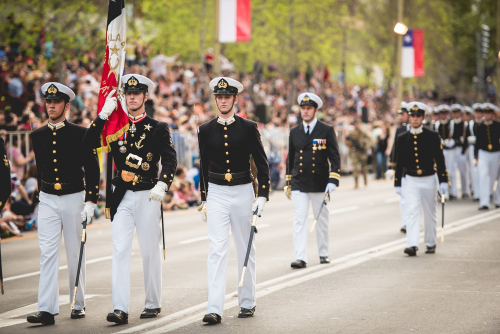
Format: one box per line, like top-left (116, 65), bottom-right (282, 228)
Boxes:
top-left (346, 119), bottom-right (372, 188)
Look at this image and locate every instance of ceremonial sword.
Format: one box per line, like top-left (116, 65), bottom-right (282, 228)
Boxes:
top-left (161, 202), bottom-right (165, 260)
top-left (71, 219), bottom-right (88, 310)
top-left (438, 192), bottom-right (446, 243)
top-left (239, 209), bottom-right (259, 288)
top-left (310, 192), bottom-right (330, 233)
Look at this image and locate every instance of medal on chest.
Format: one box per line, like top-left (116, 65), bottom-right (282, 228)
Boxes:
top-left (119, 146), bottom-right (127, 153)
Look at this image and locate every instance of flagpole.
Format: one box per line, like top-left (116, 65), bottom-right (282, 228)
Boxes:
top-left (396, 0), bottom-right (404, 103)
top-left (214, 0), bottom-right (221, 76)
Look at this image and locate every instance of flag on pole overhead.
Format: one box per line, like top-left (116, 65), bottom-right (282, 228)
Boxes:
top-left (219, 0), bottom-right (251, 43)
top-left (97, 0), bottom-right (129, 150)
top-left (401, 29), bottom-right (424, 78)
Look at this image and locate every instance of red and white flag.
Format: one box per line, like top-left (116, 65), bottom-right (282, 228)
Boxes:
top-left (219, 0), bottom-right (251, 43)
top-left (401, 29), bottom-right (424, 78)
top-left (97, 0), bottom-right (129, 150)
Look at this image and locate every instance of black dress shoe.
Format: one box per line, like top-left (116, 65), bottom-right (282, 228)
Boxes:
top-left (290, 260), bottom-right (307, 269)
top-left (400, 226), bottom-right (407, 234)
top-left (425, 245), bottom-right (436, 254)
top-left (404, 246), bottom-right (418, 256)
top-left (27, 312), bottom-right (55, 325)
top-left (496, 205), bottom-right (500, 209)
top-left (140, 308), bottom-right (161, 318)
top-left (238, 306), bottom-right (256, 318)
top-left (107, 310), bottom-right (128, 324)
top-left (319, 256), bottom-right (330, 264)
top-left (461, 194), bottom-right (469, 199)
top-left (473, 198), bottom-right (480, 202)
top-left (71, 308), bottom-right (86, 319)
top-left (449, 195), bottom-right (458, 201)
top-left (478, 206), bottom-right (489, 211)
top-left (202, 313), bottom-right (221, 324)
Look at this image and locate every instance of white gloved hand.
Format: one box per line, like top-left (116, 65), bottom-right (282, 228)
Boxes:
top-left (252, 197), bottom-right (267, 216)
top-left (324, 183), bottom-right (337, 194)
top-left (148, 181), bottom-right (168, 202)
top-left (467, 136), bottom-right (476, 145)
top-left (99, 89), bottom-right (117, 120)
top-left (80, 202), bottom-right (97, 224)
top-left (445, 139), bottom-right (455, 148)
top-left (439, 182), bottom-right (448, 195)
top-left (385, 169), bottom-right (394, 180)
top-left (395, 187), bottom-right (402, 196)
top-left (198, 201), bottom-right (207, 222)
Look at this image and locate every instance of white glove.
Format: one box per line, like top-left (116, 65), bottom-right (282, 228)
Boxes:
top-left (148, 181), bottom-right (168, 202)
top-left (99, 89), bottom-right (117, 120)
top-left (252, 197), bottom-right (267, 216)
top-left (445, 139), bottom-right (455, 148)
top-left (395, 187), bottom-right (402, 196)
top-left (81, 202), bottom-right (97, 224)
top-left (467, 136), bottom-right (476, 145)
top-left (324, 183), bottom-right (337, 194)
top-left (439, 182), bottom-right (448, 195)
top-left (385, 169), bottom-right (394, 180)
top-left (198, 201), bottom-right (207, 222)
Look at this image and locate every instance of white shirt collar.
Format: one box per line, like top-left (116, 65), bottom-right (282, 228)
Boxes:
top-left (410, 126), bottom-right (423, 135)
top-left (217, 113), bottom-right (235, 125)
top-left (303, 118), bottom-right (318, 134)
top-left (48, 120), bottom-right (65, 130)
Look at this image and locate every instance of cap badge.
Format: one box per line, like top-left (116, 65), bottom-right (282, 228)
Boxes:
top-left (128, 77), bottom-right (138, 86)
top-left (302, 95), bottom-right (310, 102)
top-left (217, 79), bottom-right (228, 89)
top-left (412, 106), bottom-right (419, 111)
top-left (47, 84), bottom-right (58, 94)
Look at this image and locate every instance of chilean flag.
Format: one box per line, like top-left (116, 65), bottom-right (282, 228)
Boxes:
top-left (401, 29), bottom-right (424, 78)
top-left (219, 0), bottom-right (251, 43)
top-left (97, 0), bottom-right (129, 150)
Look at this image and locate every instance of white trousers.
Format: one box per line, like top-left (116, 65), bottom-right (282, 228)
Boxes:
top-left (206, 182), bottom-right (255, 316)
top-left (443, 148), bottom-right (458, 197)
top-left (468, 145), bottom-right (480, 199)
top-left (37, 191), bottom-right (85, 314)
top-left (404, 175), bottom-right (437, 248)
top-left (291, 191), bottom-right (329, 263)
top-left (478, 150), bottom-right (500, 207)
top-left (112, 190), bottom-right (162, 312)
top-left (457, 149), bottom-right (470, 196)
top-left (399, 177), bottom-right (407, 228)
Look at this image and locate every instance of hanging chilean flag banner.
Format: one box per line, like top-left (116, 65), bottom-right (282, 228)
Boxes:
top-left (97, 0), bottom-right (129, 150)
top-left (219, 0), bottom-right (251, 43)
top-left (401, 29), bottom-right (424, 78)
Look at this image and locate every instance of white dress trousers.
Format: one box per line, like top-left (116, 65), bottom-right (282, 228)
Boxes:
top-left (112, 190), bottom-right (162, 313)
top-left (37, 190), bottom-right (85, 314)
top-left (457, 148), bottom-right (470, 196)
top-left (399, 176), bottom-right (407, 228)
top-left (206, 182), bottom-right (255, 316)
top-left (443, 148), bottom-right (458, 197)
top-left (478, 150), bottom-right (500, 207)
top-left (291, 191), bottom-right (329, 263)
top-left (404, 175), bottom-right (438, 249)
top-left (468, 145), bottom-right (480, 200)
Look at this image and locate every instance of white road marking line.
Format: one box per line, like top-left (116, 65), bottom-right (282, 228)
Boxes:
top-left (4, 254), bottom-right (134, 282)
top-left (120, 210), bottom-right (500, 333)
top-left (0, 295), bottom-right (99, 329)
top-left (178, 224), bottom-right (271, 245)
top-left (384, 197), bottom-right (400, 203)
top-left (305, 205), bottom-right (359, 220)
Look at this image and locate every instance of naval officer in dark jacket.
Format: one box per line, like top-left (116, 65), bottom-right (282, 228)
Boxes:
top-left (27, 82), bottom-right (100, 325)
top-left (198, 77), bottom-right (270, 324)
top-left (394, 102), bottom-right (448, 256)
top-left (84, 74), bottom-right (177, 324)
top-left (285, 93), bottom-right (341, 269)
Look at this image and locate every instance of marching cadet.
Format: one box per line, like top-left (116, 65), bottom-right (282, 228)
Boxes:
top-left (84, 74), bottom-right (177, 324)
top-left (388, 102), bottom-right (410, 233)
top-left (474, 103), bottom-right (500, 210)
top-left (463, 106), bottom-right (477, 200)
top-left (451, 104), bottom-right (470, 199)
top-left (436, 105), bottom-right (457, 200)
top-left (345, 119), bottom-right (371, 188)
top-left (198, 77), bottom-right (270, 324)
top-left (0, 135), bottom-right (10, 213)
top-left (285, 92), bottom-right (341, 268)
top-left (394, 102), bottom-right (448, 256)
top-left (27, 82), bottom-right (99, 325)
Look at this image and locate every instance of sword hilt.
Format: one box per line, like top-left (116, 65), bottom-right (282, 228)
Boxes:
top-left (70, 286), bottom-right (77, 310)
top-left (239, 266), bottom-right (247, 287)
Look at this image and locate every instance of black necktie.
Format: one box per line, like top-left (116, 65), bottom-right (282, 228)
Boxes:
top-left (306, 125), bottom-right (310, 136)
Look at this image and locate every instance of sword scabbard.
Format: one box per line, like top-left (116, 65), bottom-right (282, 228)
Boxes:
top-left (239, 267), bottom-right (247, 287)
top-left (71, 286), bottom-right (78, 310)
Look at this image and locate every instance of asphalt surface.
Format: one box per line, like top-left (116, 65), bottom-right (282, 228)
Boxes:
top-left (1, 176), bottom-right (499, 333)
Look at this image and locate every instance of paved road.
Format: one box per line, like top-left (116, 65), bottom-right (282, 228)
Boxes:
top-left (1, 177), bottom-right (499, 333)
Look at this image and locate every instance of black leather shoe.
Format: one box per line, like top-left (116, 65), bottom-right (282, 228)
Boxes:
top-left (107, 310), bottom-right (128, 324)
top-left (461, 194), bottom-right (469, 199)
top-left (449, 195), bottom-right (457, 201)
top-left (71, 308), bottom-right (86, 319)
top-left (140, 308), bottom-right (161, 318)
top-left (27, 312), bottom-right (55, 325)
top-left (425, 245), bottom-right (436, 254)
top-left (495, 205), bottom-right (500, 209)
top-left (290, 260), bottom-right (307, 269)
top-left (404, 246), bottom-right (418, 256)
top-left (319, 256), bottom-right (330, 264)
top-left (478, 206), bottom-right (489, 211)
top-left (400, 226), bottom-right (407, 234)
top-left (473, 198), bottom-right (480, 202)
top-left (238, 306), bottom-right (256, 318)
top-left (202, 313), bottom-right (221, 324)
